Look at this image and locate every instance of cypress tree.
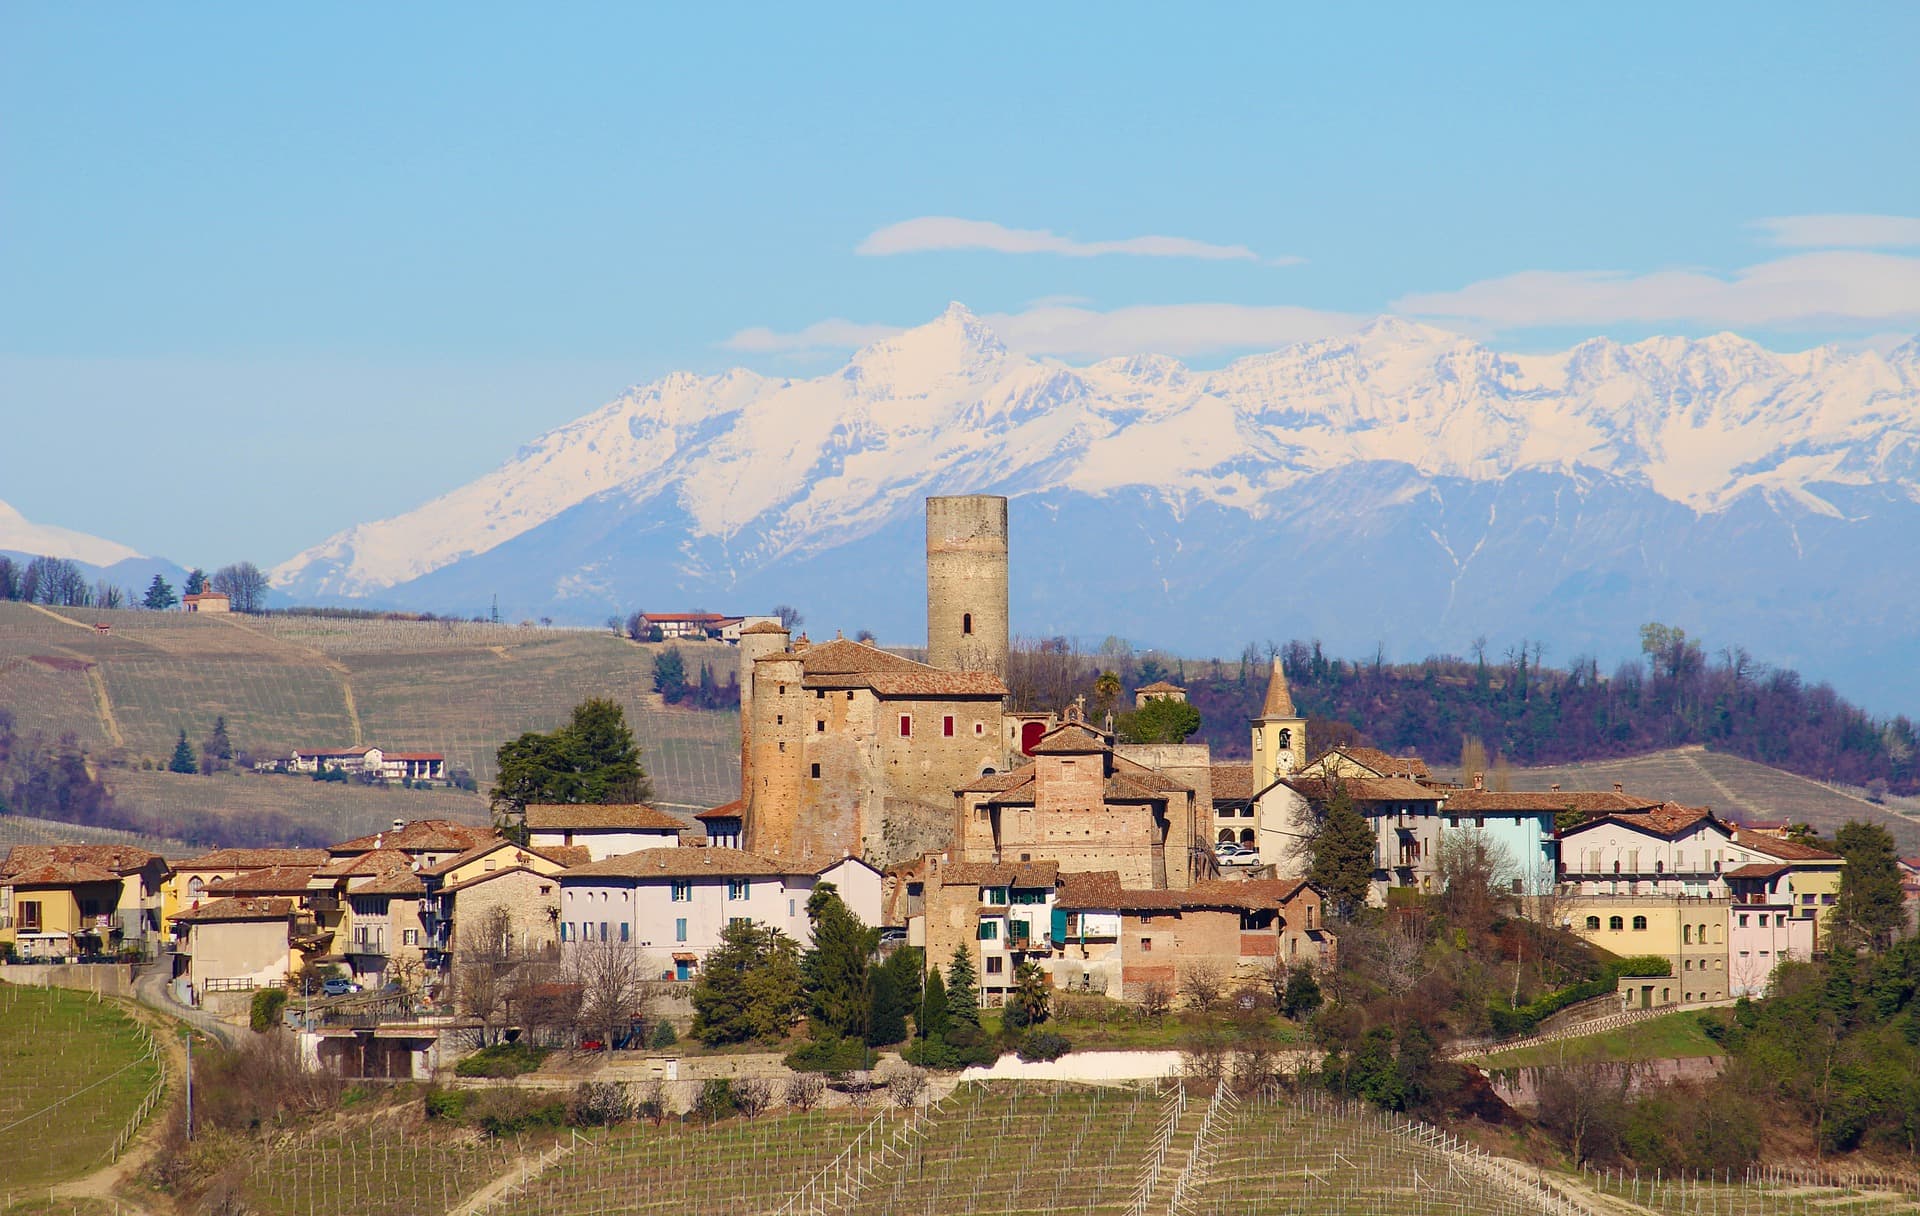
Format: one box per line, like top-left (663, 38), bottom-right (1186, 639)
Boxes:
top-left (1308, 779), bottom-right (1376, 916)
top-left (920, 966), bottom-right (950, 1040)
top-left (168, 730), bottom-right (197, 774)
top-left (946, 945), bottom-right (981, 1027)
top-left (802, 884), bottom-right (875, 1041)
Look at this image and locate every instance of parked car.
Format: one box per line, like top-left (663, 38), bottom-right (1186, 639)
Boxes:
top-left (1216, 843), bottom-right (1260, 865)
top-left (321, 978), bottom-right (362, 997)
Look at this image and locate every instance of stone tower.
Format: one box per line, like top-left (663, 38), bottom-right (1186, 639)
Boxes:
top-left (1250, 656), bottom-right (1308, 789)
top-left (734, 620), bottom-right (791, 799)
top-left (925, 495), bottom-right (1009, 680)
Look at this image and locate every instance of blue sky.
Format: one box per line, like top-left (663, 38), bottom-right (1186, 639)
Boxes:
top-left (2, 4), bottom-right (1917, 564)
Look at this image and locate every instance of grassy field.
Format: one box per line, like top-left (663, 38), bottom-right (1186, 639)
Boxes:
top-left (0, 604), bottom-right (744, 843)
top-left (1473, 1011), bottom-right (1726, 1069)
top-left (0, 987), bottom-right (164, 1194)
top-left (1500, 746), bottom-right (1920, 851)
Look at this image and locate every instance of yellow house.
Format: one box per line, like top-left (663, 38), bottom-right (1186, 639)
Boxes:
top-left (163, 847), bottom-right (330, 935)
top-left (0, 845), bottom-right (171, 958)
top-left (1730, 832), bottom-right (1845, 942)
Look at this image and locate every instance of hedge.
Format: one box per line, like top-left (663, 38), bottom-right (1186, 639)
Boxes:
top-left (1488, 956), bottom-right (1674, 1037)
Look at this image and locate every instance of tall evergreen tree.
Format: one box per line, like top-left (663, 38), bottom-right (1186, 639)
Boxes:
top-left (142, 574), bottom-right (177, 611)
top-left (1307, 778), bottom-right (1375, 916)
top-left (652, 647), bottom-right (688, 703)
top-left (168, 730), bottom-right (197, 774)
top-left (920, 965), bottom-right (950, 1040)
top-left (946, 945), bottom-right (981, 1026)
top-left (183, 568), bottom-right (207, 595)
top-left (206, 715), bottom-right (233, 761)
top-left (690, 920), bottom-right (805, 1045)
top-left (802, 884), bottom-right (876, 1041)
top-left (1833, 821), bottom-right (1905, 949)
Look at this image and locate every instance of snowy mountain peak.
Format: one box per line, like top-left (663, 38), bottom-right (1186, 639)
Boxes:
top-left (0, 498), bottom-right (144, 566)
top-left (272, 307), bottom-right (1920, 606)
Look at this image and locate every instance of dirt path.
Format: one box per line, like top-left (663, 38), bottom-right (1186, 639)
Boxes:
top-left (47, 998), bottom-right (190, 1215)
top-left (449, 1135), bottom-right (583, 1216)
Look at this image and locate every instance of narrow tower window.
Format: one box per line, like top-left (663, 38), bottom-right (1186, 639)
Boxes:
top-left (962, 612), bottom-right (973, 636)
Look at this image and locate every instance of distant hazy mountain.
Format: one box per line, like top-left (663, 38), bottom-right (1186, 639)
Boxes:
top-left (270, 306), bottom-right (1920, 710)
top-left (0, 498), bottom-right (192, 601)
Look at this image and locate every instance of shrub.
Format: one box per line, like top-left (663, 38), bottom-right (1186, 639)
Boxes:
top-left (455, 1042), bottom-right (551, 1077)
top-left (694, 1079), bottom-right (735, 1123)
top-left (785, 1035), bottom-right (869, 1073)
top-left (648, 1019), bottom-right (678, 1049)
top-left (475, 1092), bottom-right (567, 1137)
top-left (249, 989), bottom-right (287, 1033)
top-left (424, 1088), bottom-right (471, 1121)
top-left (1016, 1030), bottom-right (1071, 1062)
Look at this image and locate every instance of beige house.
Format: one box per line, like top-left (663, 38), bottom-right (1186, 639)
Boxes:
top-left (164, 847), bottom-right (330, 934)
top-left (524, 804), bottom-right (682, 860)
top-left (0, 845), bottom-right (171, 958)
top-left (172, 896), bottom-right (295, 993)
top-left (419, 838), bottom-right (586, 964)
top-left (182, 591), bottom-right (230, 613)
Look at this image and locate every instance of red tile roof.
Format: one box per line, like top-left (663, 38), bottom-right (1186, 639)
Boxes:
top-left (174, 896), bottom-right (293, 923)
top-left (695, 799), bottom-right (744, 821)
top-left (523, 804), bottom-right (683, 831)
top-left (441, 865), bottom-right (560, 896)
top-left (176, 848), bottom-right (330, 871)
top-left (1027, 723), bottom-right (1110, 755)
top-left (938, 861), bottom-right (1060, 888)
top-left (1560, 802), bottom-right (1725, 840)
top-left (351, 869), bottom-right (426, 897)
top-left (1725, 862), bottom-right (1789, 880)
top-left (1330, 747), bottom-right (1433, 780)
top-left (0, 844), bottom-right (164, 880)
top-left (789, 638), bottom-right (1008, 698)
top-left (1182, 878), bottom-right (1313, 910)
top-left (562, 847), bottom-right (792, 880)
top-left (1444, 789), bottom-right (1661, 815)
top-left (313, 849), bottom-right (418, 879)
top-left (328, 820), bottom-right (495, 856)
top-left (1280, 776), bottom-right (1441, 804)
top-left (5, 861), bottom-right (123, 885)
top-left (207, 866), bottom-right (320, 895)
top-left (1210, 764), bottom-right (1257, 802)
top-left (1735, 834), bottom-right (1843, 862)
top-left (1135, 680), bottom-right (1186, 693)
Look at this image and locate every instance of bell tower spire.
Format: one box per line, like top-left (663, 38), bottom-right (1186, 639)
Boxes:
top-left (1250, 656), bottom-right (1306, 788)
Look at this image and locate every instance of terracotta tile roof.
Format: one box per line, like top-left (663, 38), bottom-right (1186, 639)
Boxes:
top-left (562, 847), bottom-right (792, 880)
top-left (1210, 764), bottom-right (1257, 802)
top-left (174, 896), bottom-right (294, 923)
top-left (1258, 658), bottom-right (1295, 718)
top-left (1135, 680), bottom-right (1186, 693)
top-left (1560, 802), bottom-right (1723, 840)
top-left (938, 860), bottom-right (1060, 888)
top-left (5, 861), bottom-right (123, 885)
top-left (0, 844), bottom-right (164, 880)
top-left (695, 799), bottom-right (744, 821)
top-left (207, 866), bottom-right (320, 895)
top-left (1182, 878), bottom-right (1312, 910)
top-left (299, 745), bottom-right (376, 758)
top-left (1280, 776), bottom-right (1442, 804)
top-left (313, 849), bottom-right (418, 879)
top-left (1110, 754), bottom-right (1191, 793)
top-left (795, 638), bottom-right (1009, 697)
top-left (959, 765), bottom-right (1034, 794)
top-left (1735, 834), bottom-right (1842, 862)
top-left (419, 838), bottom-right (584, 877)
top-left (541, 845), bottom-right (592, 867)
top-left (351, 869), bottom-right (426, 896)
top-left (1333, 747), bottom-right (1433, 780)
top-left (1725, 862), bottom-right (1789, 880)
top-left (1444, 789), bottom-right (1660, 815)
top-left (328, 820), bottom-right (495, 856)
top-left (1027, 723), bottom-right (1110, 755)
top-left (524, 804), bottom-right (683, 831)
top-left (1053, 870), bottom-right (1187, 911)
top-left (176, 848), bottom-right (330, 871)
top-left (1104, 772), bottom-right (1179, 801)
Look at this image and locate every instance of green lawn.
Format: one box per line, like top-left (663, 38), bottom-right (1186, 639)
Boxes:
top-left (0, 987), bottom-right (164, 1191)
top-left (1473, 1010), bottom-right (1724, 1069)
top-left (987, 1003), bottom-right (1310, 1053)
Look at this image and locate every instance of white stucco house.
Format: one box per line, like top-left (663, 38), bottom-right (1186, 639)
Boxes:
top-left (525, 804), bottom-right (685, 861)
top-left (557, 848), bottom-right (882, 981)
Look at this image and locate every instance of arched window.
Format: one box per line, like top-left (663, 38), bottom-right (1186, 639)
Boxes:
top-left (1584, 916), bottom-right (1601, 931)
top-left (1656, 860), bottom-right (1664, 874)
top-left (188, 876), bottom-right (204, 896)
top-left (962, 612), bottom-right (973, 636)
top-left (1277, 728), bottom-right (1291, 749)
top-left (1608, 916), bottom-right (1624, 931)
top-left (1239, 828), bottom-right (1256, 846)
top-left (1632, 915), bottom-right (1647, 930)
top-left (1219, 829), bottom-right (1235, 844)
top-left (1698, 923), bottom-right (1708, 944)
top-left (1683, 924), bottom-right (1693, 944)
top-left (1710, 924), bottom-right (1723, 944)
top-left (1613, 860), bottom-right (1621, 874)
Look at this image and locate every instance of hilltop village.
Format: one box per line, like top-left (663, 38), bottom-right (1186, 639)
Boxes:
top-left (0, 496), bottom-right (1855, 1039)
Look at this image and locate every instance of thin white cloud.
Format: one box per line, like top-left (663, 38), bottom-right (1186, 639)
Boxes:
top-left (720, 303), bottom-right (1361, 361)
top-left (1753, 214), bottom-right (1920, 249)
top-left (857, 217), bottom-right (1267, 263)
top-left (721, 318), bottom-right (904, 353)
top-left (1395, 251), bottom-right (1920, 330)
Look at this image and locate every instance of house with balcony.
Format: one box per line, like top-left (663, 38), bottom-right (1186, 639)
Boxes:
top-left (171, 897), bottom-right (296, 994)
top-left (1256, 774), bottom-right (1444, 903)
top-left (907, 859), bottom-right (1061, 1005)
top-left (416, 838), bottom-right (587, 967)
top-left (0, 845), bottom-right (171, 958)
top-left (163, 847), bottom-right (330, 935)
top-left (1438, 780), bottom-right (1660, 897)
top-left (1721, 832), bottom-right (1845, 997)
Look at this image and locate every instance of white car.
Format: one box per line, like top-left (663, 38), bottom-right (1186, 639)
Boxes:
top-left (1216, 843), bottom-right (1260, 865)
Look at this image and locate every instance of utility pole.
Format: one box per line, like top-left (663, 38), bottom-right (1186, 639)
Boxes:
top-left (183, 1030), bottom-right (194, 1141)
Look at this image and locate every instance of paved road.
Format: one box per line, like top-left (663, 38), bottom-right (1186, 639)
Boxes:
top-left (131, 963), bottom-right (241, 1049)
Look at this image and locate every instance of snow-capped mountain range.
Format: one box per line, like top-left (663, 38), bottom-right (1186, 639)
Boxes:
top-left (271, 305), bottom-right (1920, 709)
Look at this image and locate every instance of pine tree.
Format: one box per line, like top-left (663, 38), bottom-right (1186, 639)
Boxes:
top-left (168, 730), bottom-right (197, 774)
top-left (946, 945), bottom-right (981, 1026)
top-left (142, 575), bottom-right (177, 611)
top-left (802, 884), bottom-right (875, 1041)
top-left (920, 966), bottom-right (950, 1040)
top-left (1308, 779), bottom-right (1376, 916)
top-left (183, 569), bottom-right (207, 596)
top-left (1834, 821), bottom-right (1905, 950)
top-left (206, 715), bottom-right (233, 761)
top-left (652, 647), bottom-right (688, 704)
top-left (867, 962), bottom-right (907, 1047)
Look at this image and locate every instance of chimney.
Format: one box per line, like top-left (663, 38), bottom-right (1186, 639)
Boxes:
top-left (1614, 782), bottom-right (1624, 794)
top-left (392, 818), bottom-right (405, 832)
top-left (1472, 771), bottom-right (1484, 791)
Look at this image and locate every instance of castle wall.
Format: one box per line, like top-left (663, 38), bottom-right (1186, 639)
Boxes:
top-left (926, 495), bottom-right (1009, 679)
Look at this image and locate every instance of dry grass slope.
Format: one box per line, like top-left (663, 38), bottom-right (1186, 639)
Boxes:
top-left (0, 604), bottom-right (744, 842)
top-left (1503, 746), bottom-right (1920, 851)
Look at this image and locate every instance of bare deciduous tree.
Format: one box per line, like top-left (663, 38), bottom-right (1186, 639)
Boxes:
top-left (568, 940), bottom-right (656, 1049)
top-left (1139, 980), bottom-right (1172, 1023)
top-left (785, 1072), bottom-right (827, 1113)
top-left (887, 1067), bottom-right (929, 1109)
top-left (733, 1076), bottom-right (774, 1120)
top-left (1178, 961), bottom-right (1227, 1013)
